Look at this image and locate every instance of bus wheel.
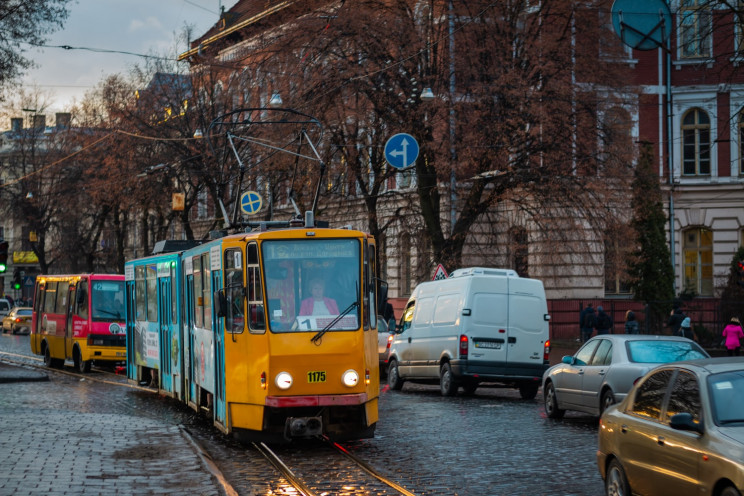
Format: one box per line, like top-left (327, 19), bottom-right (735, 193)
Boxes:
top-left (74, 349), bottom-right (91, 373)
top-left (43, 347), bottom-right (53, 368)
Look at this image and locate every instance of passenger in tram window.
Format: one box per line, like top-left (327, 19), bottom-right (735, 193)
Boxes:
top-left (299, 278), bottom-right (339, 316)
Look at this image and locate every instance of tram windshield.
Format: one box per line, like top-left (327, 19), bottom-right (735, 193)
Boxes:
top-left (91, 280), bottom-right (125, 321)
top-left (262, 238), bottom-right (360, 333)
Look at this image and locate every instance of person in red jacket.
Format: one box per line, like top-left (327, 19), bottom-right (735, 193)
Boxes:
top-left (721, 317), bottom-right (744, 356)
top-left (299, 278), bottom-right (339, 316)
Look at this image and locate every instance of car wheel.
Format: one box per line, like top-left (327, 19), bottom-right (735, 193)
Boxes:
top-left (605, 459), bottom-right (631, 496)
top-left (721, 486), bottom-right (743, 496)
top-left (10, 325), bottom-right (16, 335)
top-left (600, 389), bottom-right (616, 415)
top-left (519, 382), bottom-right (539, 400)
top-left (544, 381), bottom-right (565, 419)
top-left (387, 359), bottom-right (404, 390)
top-left (440, 362), bottom-right (458, 396)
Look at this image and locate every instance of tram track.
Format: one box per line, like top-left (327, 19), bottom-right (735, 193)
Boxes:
top-left (251, 436), bottom-right (418, 496)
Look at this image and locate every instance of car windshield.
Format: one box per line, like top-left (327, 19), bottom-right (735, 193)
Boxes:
top-left (709, 370), bottom-right (744, 425)
top-left (91, 280), bottom-right (125, 321)
top-left (625, 339), bottom-right (708, 363)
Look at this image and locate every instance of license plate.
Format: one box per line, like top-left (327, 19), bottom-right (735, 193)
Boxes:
top-left (307, 371), bottom-right (326, 383)
top-left (116, 352), bottom-right (125, 357)
top-left (475, 341), bottom-right (502, 349)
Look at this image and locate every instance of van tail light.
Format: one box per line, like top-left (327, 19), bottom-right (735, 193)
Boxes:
top-left (386, 334), bottom-right (393, 350)
top-left (459, 334), bottom-right (469, 359)
top-left (544, 340), bottom-right (551, 362)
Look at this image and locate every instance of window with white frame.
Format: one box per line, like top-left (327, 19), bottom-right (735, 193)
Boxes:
top-left (679, 0), bottom-right (712, 59)
top-left (683, 227), bottom-right (713, 296)
top-left (681, 108), bottom-right (711, 176)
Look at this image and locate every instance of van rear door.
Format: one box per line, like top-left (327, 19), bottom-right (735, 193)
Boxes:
top-left (468, 292), bottom-right (508, 365)
top-left (506, 278), bottom-right (548, 373)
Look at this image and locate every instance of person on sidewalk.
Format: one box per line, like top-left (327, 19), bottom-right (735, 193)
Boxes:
top-left (679, 317), bottom-right (696, 341)
top-left (722, 317), bottom-right (744, 356)
top-left (595, 306), bottom-right (613, 335)
top-left (624, 310), bottom-right (639, 334)
top-left (667, 307), bottom-right (686, 336)
top-left (579, 303), bottom-right (596, 342)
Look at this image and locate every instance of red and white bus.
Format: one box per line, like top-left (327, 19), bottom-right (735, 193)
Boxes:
top-left (31, 274), bottom-right (126, 372)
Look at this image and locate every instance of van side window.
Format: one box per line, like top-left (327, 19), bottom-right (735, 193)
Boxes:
top-left (433, 294), bottom-right (458, 325)
top-left (413, 297), bottom-right (434, 327)
top-left (400, 301), bottom-right (415, 332)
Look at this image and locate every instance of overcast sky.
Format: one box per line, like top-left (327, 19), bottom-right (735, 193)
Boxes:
top-left (17, 0), bottom-right (236, 114)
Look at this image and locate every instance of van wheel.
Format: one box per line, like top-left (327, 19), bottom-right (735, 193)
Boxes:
top-left (519, 382), bottom-right (539, 400)
top-left (387, 359), bottom-right (404, 390)
top-left (462, 381), bottom-right (478, 395)
top-left (544, 381), bottom-right (565, 419)
top-left (440, 362), bottom-right (458, 396)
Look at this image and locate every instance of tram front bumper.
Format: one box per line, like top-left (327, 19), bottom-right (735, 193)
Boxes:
top-left (265, 392), bottom-right (368, 407)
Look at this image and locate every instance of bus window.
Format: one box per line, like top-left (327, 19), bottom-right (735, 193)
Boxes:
top-left (44, 282), bottom-right (57, 313)
top-left (146, 265), bottom-right (157, 322)
top-left (135, 266), bottom-right (146, 321)
top-left (55, 282), bottom-right (69, 314)
top-left (91, 280), bottom-right (125, 321)
top-left (76, 281), bottom-right (89, 319)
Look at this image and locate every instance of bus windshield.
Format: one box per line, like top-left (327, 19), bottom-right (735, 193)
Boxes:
top-left (91, 280), bottom-right (125, 322)
top-left (262, 238), bottom-right (360, 333)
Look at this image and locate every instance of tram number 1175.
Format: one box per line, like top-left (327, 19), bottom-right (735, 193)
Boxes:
top-left (307, 371), bottom-right (326, 383)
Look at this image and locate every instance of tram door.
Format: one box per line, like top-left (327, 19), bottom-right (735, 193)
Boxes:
top-left (125, 269), bottom-right (137, 381)
top-left (211, 245), bottom-right (226, 427)
top-left (64, 282), bottom-right (76, 361)
top-left (185, 259), bottom-right (197, 410)
top-left (158, 267), bottom-right (173, 394)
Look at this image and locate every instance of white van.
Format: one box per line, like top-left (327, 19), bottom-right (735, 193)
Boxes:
top-left (387, 267), bottom-right (550, 398)
top-left (0, 298), bottom-right (10, 318)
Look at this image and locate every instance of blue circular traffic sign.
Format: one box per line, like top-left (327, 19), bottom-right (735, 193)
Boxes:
top-left (240, 191), bottom-right (263, 216)
top-left (384, 133), bottom-right (420, 169)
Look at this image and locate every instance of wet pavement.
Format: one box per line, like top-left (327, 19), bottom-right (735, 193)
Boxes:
top-left (0, 360), bottom-right (226, 496)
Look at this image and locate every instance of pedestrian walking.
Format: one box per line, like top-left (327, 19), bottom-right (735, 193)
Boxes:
top-left (667, 307), bottom-right (686, 335)
top-left (595, 306), bottom-right (613, 335)
top-left (721, 317), bottom-right (744, 357)
top-left (579, 303), bottom-right (596, 342)
top-left (624, 310), bottom-right (639, 334)
top-left (679, 317), bottom-right (696, 341)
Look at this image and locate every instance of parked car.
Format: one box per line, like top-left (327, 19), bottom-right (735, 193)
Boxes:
top-left (543, 334), bottom-right (709, 419)
top-left (598, 358), bottom-right (744, 496)
top-left (2, 307), bottom-right (32, 334)
top-left (377, 316), bottom-right (393, 376)
top-left (0, 298), bottom-right (10, 319)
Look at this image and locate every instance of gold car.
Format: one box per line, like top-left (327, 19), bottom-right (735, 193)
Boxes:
top-left (598, 357), bottom-right (744, 496)
top-left (2, 307), bottom-right (32, 335)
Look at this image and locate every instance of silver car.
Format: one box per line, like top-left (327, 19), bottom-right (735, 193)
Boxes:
top-left (543, 334), bottom-right (709, 419)
top-left (598, 358), bottom-right (744, 496)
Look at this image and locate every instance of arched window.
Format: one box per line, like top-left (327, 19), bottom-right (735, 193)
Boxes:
top-left (683, 228), bottom-right (713, 296)
top-left (681, 108), bottom-right (711, 176)
top-left (509, 227), bottom-right (529, 277)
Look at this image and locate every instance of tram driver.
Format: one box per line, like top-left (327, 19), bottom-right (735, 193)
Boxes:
top-left (299, 278), bottom-right (339, 316)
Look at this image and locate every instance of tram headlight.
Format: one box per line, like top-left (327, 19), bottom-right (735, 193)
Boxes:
top-left (342, 369), bottom-right (359, 387)
top-left (275, 371), bottom-right (293, 390)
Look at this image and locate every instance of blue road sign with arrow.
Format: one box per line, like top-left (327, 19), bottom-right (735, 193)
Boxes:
top-left (240, 191), bottom-right (263, 216)
top-left (384, 133), bottom-right (419, 169)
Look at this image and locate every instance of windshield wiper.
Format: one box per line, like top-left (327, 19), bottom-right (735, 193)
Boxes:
top-left (311, 301), bottom-right (359, 344)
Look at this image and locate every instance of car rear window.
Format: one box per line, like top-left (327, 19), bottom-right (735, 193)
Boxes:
top-left (16, 309), bottom-right (32, 316)
top-left (626, 340), bottom-right (708, 363)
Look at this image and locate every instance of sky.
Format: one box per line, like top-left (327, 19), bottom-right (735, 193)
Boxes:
top-left (16, 0), bottom-right (237, 115)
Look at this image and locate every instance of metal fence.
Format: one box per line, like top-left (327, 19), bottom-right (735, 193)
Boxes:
top-left (548, 298), bottom-right (740, 347)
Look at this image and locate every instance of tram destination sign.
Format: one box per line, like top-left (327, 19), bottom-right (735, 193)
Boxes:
top-left (263, 239), bottom-right (358, 259)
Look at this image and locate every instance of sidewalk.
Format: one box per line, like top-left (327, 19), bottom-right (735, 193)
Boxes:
top-left (0, 360), bottom-right (228, 496)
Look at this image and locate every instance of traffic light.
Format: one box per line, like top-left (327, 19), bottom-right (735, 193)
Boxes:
top-left (12, 269), bottom-right (21, 290)
top-left (0, 240), bottom-right (8, 273)
top-left (737, 260), bottom-right (744, 288)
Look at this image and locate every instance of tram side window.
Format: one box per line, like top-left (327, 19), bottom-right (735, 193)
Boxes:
top-left (44, 282), bottom-right (57, 313)
top-left (193, 254), bottom-right (212, 330)
top-left (246, 243), bottom-right (265, 332)
top-left (146, 265), bottom-right (157, 322)
top-left (171, 265), bottom-right (178, 324)
top-left (369, 244), bottom-right (377, 330)
top-left (224, 248), bottom-right (245, 334)
top-left (202, 253), bottom-right (212, 331)
top-left (135, 266), bottom-right (146, 321)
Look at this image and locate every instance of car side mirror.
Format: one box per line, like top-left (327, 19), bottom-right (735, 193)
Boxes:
top-left (561, 355), bottom-right (574, 365)
top-left (670, 412), bottom-right (703, 434)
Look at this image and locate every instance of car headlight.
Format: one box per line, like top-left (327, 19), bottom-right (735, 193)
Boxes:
top-left (275, 372), bottom-right (293, 390)
top-left (342, 369), bottom-right (359, 387)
